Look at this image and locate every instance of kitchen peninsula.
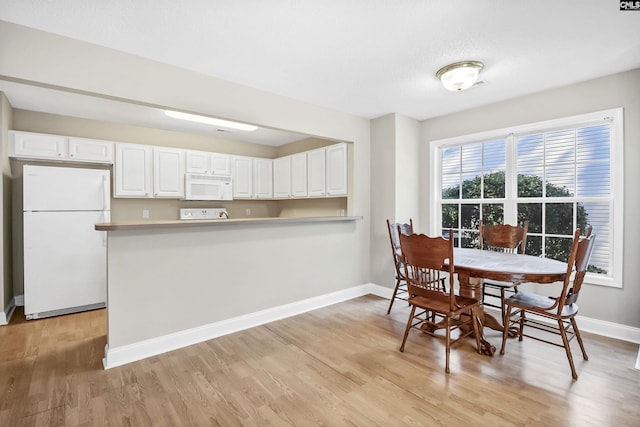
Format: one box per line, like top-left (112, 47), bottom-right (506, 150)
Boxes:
top-left (97, 215), bottom-right (364, 368)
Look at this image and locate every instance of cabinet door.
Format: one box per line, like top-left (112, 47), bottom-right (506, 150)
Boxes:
top-left (153, 147), bottom-right (185, 198)
top-left (185, 150), bottom-right (210, 174)
top-left (114, 143), bottom-right (152, 198)
top-left (68, 137), bottom-right (114, 164)
top-left (254, 158), bottom-right (273, 199)
top-left (273, 156), bottom-right (292, 199)
top-left (307, 148), bottom-right (326, 197)
top-left (326, 143), bottom-right (348, 196)
top-left (10, 131), bottom-right (66, 160)
top-left (210, 153), bottom-right (231, 175)
top-left (232, 156), bottom-right (253, 199)
top-left (291, 152), bottom-right (308, 197)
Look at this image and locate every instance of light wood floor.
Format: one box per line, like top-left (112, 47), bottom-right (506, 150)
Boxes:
top-left (1, 296), bottom-right (639, 426)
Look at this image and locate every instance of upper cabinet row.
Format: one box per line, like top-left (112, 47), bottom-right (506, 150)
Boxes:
top-left (9, 131), bottom-right (114, 164)
top-left (8, 131), bottom-right (348, 200)
top-left (273, 144), bottom-right (348, 199)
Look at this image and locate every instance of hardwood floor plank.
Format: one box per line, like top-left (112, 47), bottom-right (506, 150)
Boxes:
top-left (1, 297), bottom-right (639, 426)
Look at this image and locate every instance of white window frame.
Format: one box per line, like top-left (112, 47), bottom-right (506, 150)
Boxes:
top-left (429, 108), bottom-right (624, 288)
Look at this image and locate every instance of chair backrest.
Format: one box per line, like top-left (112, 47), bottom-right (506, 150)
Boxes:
top-left (398, 231), bottom-right (460, 311)
top-left (480, 221), bottom-right (528, 254)
top-left (564, 227), bottom-right (596, 306)
top-left (546, 228), bottom-right (596, 313)
top-left (386, 219), bottom-right (414, 263)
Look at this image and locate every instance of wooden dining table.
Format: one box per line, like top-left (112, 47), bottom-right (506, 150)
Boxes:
top-left (451, 247), bottom-right (569, 356)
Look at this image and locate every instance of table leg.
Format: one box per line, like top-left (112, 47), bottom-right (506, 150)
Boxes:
top-left (457, 272), bottom-right (497, 356)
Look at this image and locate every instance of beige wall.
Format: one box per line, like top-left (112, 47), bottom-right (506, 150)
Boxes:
top-left (275, 137), bottom-right (339, 157)
top-left (418, 69), bottom-right (640, 328)
top-left (369, 113), bottom-right (421, 287)
top-left (0, 93), bottom-right (13, 320)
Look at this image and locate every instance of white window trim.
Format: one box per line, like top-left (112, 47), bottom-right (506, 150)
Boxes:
top-left (429, 108), bottom-right (624, 289)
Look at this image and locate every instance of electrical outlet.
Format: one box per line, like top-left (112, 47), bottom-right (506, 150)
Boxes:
top-left (292, 209), bottom-right (297, 216)
top-left (246, 208), bottom-right (251, 216)
top-left (142, 209), bottom-right (149, 219)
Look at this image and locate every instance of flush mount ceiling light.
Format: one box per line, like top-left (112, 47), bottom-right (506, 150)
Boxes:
top-left (164, 110), bottom-right (258, 131)
top-left (436, 61), bottom-right (484, 92)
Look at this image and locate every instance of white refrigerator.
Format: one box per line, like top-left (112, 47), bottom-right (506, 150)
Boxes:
top-left (23, 165), bottom-right (111, 319)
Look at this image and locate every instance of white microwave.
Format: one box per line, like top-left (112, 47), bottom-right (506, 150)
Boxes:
top-left (184, 173), bottom-right (233, 200)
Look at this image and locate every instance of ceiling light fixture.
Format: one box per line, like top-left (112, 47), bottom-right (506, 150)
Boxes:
top-left (164, 110), bottom-right (258, 131)
top-left (436, 61), bottom-right (484, 92)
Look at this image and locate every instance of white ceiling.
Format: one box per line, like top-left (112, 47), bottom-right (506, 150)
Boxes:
top-left (1, 1), bottom-right (639, 144)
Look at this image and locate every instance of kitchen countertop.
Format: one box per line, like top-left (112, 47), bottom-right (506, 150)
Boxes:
top-left (95, 215), bottom-right (362, 231)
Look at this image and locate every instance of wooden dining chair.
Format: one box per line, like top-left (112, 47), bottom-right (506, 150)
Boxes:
top-left (398, 231), bottom-right (482, 374)
top-left (479, 221), bottom-right (528, 320)
top-left (500, 227), bottom-right (595, 380)
top-left (385, 219), bottom-right (414, 314)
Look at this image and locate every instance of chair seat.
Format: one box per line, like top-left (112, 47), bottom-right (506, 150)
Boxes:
top-left (409, 293), bottom-right (478, 315)
top-left (505, 291), bottom-right (579, 318)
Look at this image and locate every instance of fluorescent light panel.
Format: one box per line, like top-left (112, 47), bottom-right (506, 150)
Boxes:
top-left (164, 110), bottom-right (257, 131)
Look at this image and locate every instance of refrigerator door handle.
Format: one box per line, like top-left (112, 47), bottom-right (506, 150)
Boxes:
top-left (102, 176), bottom-right (109, 211)
top-left (102, 211), bottom-right (110, 247)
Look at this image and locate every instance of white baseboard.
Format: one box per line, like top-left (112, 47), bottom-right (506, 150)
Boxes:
top-left (576, 314), bottom-right (640, 344)
top-left (104, 283), bottom-right (379, 369)
top-left (102, 282), bottom-right (640, 370)
top-left (0, 297), bottom-right (17, 325)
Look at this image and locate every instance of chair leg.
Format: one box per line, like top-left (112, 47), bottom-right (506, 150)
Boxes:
top-left (518, 309), bottom-right (525, 341)
top-left (445, 316), bottom-right (451, 374)
top-left (500, 287), bottom-right (506, 322)
top-left (387, 278), bottom-right (402, 314)
top-left (500, 305), bottom-right (512, 355)
top-left (559, 319), bottom-right (578, 380)
top-left (399, 305), bottom-right (416, 352)
top-left (571, 317), bottom-right (589, 361)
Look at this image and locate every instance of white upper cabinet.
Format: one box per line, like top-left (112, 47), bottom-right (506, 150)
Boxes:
top-left (68, 137), bottom-right (114, 163)
top-left (114, 143), bottom-right (153, 198)
top-left (232, 156), bottom-right (254, 199)
top-left (186, 150), bottom-right (231, 175)
top-left (291, 152), bottom-right (308, 197)
top-left (153, 147), bottom-right (185, 198)
top-left (307, 148), bottom-right (326, 197)
top-left (272, 144), bottom-right (347, 199)
top-left (273, 156), bottom-right (291, 199)
top-left (254, 158), bottom-right (273, 199)
top-left (10, 131), bottom-right (66, 159)
top-left (232, 156), bottom-right (273, 199)
top-left (185, 150), bottom-right (209, 174)
top-left (210, 152), bottom-right (232, 175)
top-left (9, 131), bottom-right (114, 164)
top-left (325, 143), bottom-right (348, 196)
